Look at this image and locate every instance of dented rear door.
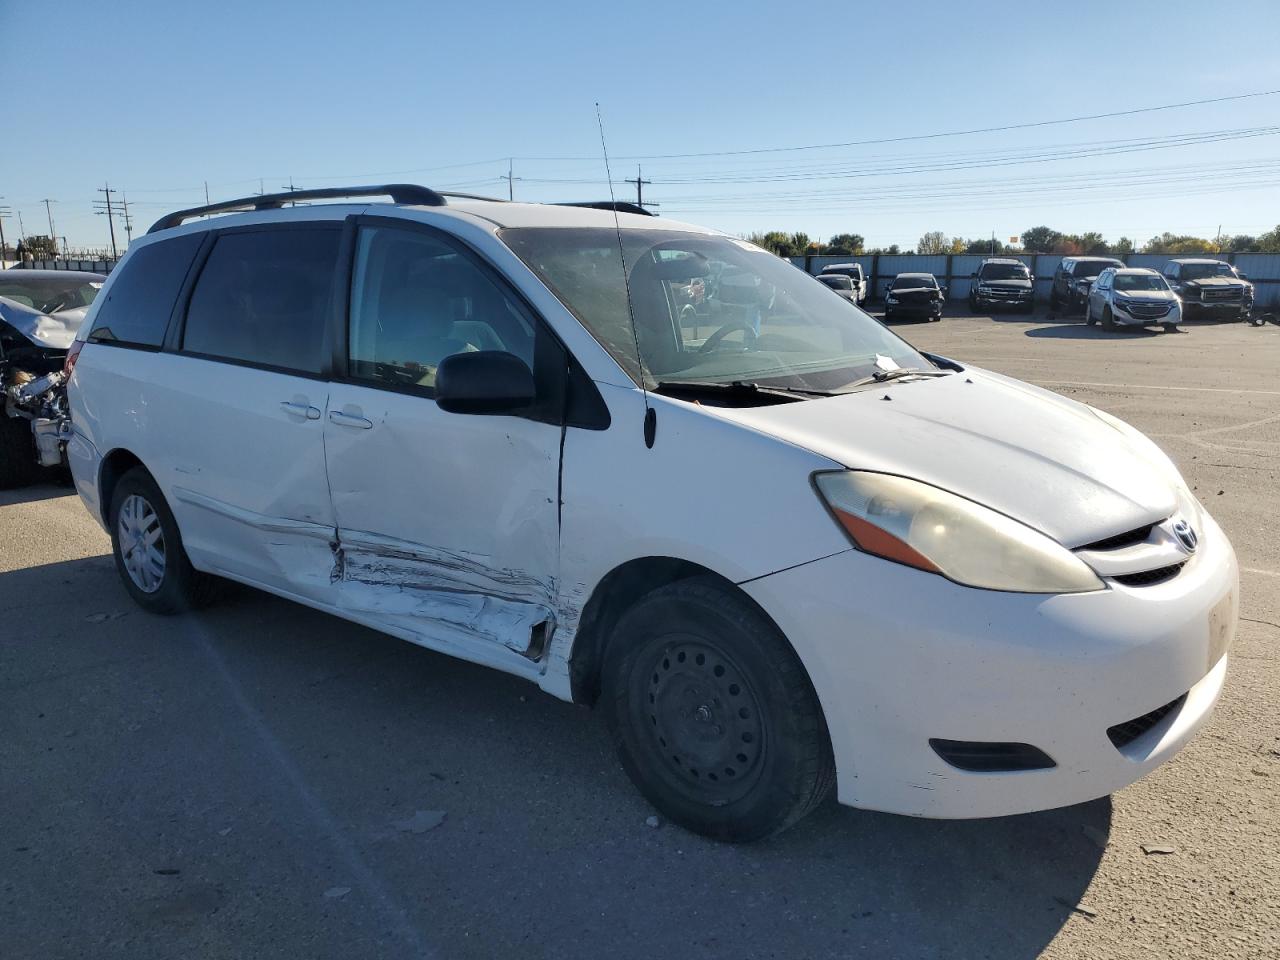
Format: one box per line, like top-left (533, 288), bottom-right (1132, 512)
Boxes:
top-left (322, 219), bottom-right (561, 665)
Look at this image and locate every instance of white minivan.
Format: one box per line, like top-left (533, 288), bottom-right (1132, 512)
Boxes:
top-left (66, 185), bottom-right (1238, 841)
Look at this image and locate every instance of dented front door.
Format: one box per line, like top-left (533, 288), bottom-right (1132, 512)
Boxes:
top-left (322, 220), bottom-right (561, 665)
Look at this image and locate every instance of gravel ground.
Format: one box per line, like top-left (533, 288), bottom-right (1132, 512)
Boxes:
top-left (2, 308), bottom-right (1277, 960)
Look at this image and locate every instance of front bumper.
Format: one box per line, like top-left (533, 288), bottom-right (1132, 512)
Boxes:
top-left (974, 289), bottom-right (1033, 308)
top-left (886, 299), bottom-right (943, 316)
top-left (742, 510), bottom-right (1238, 818)
top-left (1113, 301), bottom-right (1181, 326)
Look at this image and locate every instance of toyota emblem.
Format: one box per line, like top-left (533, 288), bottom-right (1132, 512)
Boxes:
top-left (1172, 519), bottom-right (1198, 553)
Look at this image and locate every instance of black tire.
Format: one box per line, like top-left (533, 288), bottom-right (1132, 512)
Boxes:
top-left (603, 577), bottom-right (835, 842)
top-left (1101, 306), bottom-right (1116, 331)
top-left (108, 467), bottom-right (220, 614)
top-left (883, 310), bottom-right (895, 322)
top-left (0, 415), bottom-right (40, 490)
top-left (968, 295), bottom-right (979, 313)
top-left (1049, 289), bottom-right (1061, 311)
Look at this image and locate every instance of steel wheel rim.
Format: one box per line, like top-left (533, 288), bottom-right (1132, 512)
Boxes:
top-left (117, 494), bottom-right (166, 594)
top-left (637, 636), bottom-right (767, 804)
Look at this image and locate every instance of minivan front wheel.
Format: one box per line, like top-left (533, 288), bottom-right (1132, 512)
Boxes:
top-left (109, 467), bottom-right (219, 614)
top-left (604, 578), bottom-right (835, 842)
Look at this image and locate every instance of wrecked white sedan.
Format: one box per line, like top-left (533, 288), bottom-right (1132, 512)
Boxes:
top-left (0, 269), bottom-right (104, 487)
top-left (65, 186), bottom-right (1237, 841)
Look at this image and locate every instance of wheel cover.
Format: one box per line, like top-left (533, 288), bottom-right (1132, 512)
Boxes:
top-left (117, 494), bottom-right (166, 594)
top-left (637, 636), bottom-right (767, 804)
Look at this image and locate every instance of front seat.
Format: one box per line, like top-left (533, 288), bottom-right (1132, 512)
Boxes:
top-left (377, 283), bottom-right (477, 371)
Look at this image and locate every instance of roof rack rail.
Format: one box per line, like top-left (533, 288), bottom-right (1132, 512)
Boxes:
top-left (438, 191), bottom-right (507, 202)
top-left (147, 183), bottom-right (446, 234)
top-left (555, 201), bottom-right (656, 217)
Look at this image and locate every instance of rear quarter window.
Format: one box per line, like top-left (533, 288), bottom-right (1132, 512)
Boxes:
top-left (87, 233), bottom-right (203, 347)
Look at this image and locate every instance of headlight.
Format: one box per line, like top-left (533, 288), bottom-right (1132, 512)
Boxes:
top-left (886, 295), bottom-right (899, 304)
top-left (813, 471), bottom-right (1103, 593)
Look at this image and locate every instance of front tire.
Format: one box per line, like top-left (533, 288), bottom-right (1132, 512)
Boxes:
top-left (604, 578), bottom-right (835, 842)
top-left (0, 415), bottom-right (40, 490)
top-left (109, 467), bottom-right (220, 614)
top-left (1101, 306), bottom-right (1116, 331)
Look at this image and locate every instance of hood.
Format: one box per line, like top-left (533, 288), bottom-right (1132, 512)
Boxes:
top-left (1115, 288), bottom-right (1175, 302)
top-left (1182, 276), bottom-right (1243, 289)
top-left (0, 296), bottom-right (85, 350)
top-left (980, 277), bottom-right (1032, 289)
top-left (709, 369), bottom-right (1177, 546)
top-left (890, 285), bottom-right (939, 297)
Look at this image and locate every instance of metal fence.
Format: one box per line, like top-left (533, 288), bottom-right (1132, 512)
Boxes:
top-left (5, 257), bottom-right (121, 273)
top-left (789, 252), bottom-right (1280, 307)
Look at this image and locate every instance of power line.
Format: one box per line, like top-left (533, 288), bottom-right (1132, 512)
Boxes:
top-left (517, 87), bottom-right (1280, 161)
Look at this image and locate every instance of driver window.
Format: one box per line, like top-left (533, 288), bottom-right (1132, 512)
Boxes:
top-left (349, 225), bottom-right (536, 392)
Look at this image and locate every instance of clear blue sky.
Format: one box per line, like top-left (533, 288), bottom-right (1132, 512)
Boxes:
top-left (4, 0), bottom-right (1279, 253)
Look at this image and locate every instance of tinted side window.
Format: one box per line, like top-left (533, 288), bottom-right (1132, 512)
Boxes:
top-left (348, 225), bottom-right (537, 393)
top-left (182, 228), bottom-right (340, 374)
top-left (87, 233), bottom-right (202, 347)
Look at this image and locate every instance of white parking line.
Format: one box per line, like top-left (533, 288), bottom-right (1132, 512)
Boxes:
top-left (1032, 379), bottom-right (1280, 397)
top-left (1243, 567), bottom-right (1280, 578)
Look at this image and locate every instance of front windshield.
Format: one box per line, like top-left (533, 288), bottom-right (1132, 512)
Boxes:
top-left (979, 263), bottom-right (1029, 281)
top-left (0, 277), bottom-right (102, 314)
top-left (501, 228), bottom-right (927, 390)
top-left (891, 275), bottom-right (935, 289)
top-left (1073, 260), bottom-right (1120, 277)
top-left (1179, 262), bottom-right (1234, 281)
top-left (817, 275), bottom-right (852, 290)
top-left (1114, 273), bottom-right (1169, 293)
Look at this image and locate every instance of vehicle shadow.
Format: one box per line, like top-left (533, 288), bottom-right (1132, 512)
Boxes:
top-left (1025, 324), bottom-right (1161, 340)
top-left (0, 478), bottom-right (76, 508)
top-left (4, 557), bottom-right (1109, 960)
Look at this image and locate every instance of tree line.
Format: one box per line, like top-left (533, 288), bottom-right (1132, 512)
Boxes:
top-left (744, 224), bottom-right (1280, 258)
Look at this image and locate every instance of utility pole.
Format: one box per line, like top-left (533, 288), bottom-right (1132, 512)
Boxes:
top-left (119, 192), bottom-right (134, 246)
top-left (42, 199), bottom-right (58, 254)
top-left (17, 210), bottom-right (26, 241)
top-left (502, 159), bottom-right (520, 201)
top-left (0, 198), bottom-right (10, 261)
top-left (625, 165), bottom-right (653, 209)
top-left (280, 177), bottom-right (298, 207)
top-left (95, 184), bottom-right (120, 259)
top-left (204, 180), bottom-right (211, 205)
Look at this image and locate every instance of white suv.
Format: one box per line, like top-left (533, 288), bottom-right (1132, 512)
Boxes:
top-left (66, 185), bottom-right (1237, 840)
top-left (1085, 267), bottom-right (1182, 331)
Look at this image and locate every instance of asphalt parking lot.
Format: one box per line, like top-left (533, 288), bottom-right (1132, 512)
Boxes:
top-left (3, 307), bottom-right (1277, 960)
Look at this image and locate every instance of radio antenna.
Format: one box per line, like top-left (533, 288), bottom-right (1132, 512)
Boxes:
top-left (595, 102), bottom-right (655, 448)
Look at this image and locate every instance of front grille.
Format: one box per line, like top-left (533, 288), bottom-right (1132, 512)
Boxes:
top-left (1113, 562), bottom-right (1186, 586)
top-left (1202, 287), bottom-right (1243, 302)
top-left (1107, 694), bottom-right (1187, 749)
top-left (929, 739), bottom-right (1056, 772)
top-left (1120, 300), bottom-right (1174, 318)
top-left (1080, 523), bottom-right (1155, 551)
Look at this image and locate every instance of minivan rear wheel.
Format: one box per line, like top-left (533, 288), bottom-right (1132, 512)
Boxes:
top-left (604, 577), bottom-right (835, 842)
top-left (109, 467), bottom-right (220, 614)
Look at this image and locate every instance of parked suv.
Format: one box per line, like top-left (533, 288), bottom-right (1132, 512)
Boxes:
top-left (1161, 259), bottom-right (1253, 321)
top-left (968, 258), bottom-right (1034, 313)
top-left (1084, 267), bottom-right (1182, 332)
top-left (884, 273), bottom-right (944, 321)
top-left (67, 185), bottom-right (1237, 841)
top-left (1049, 256), bottom-right (1125, 313)
top-left (818, 262), bottom-right (868, 304)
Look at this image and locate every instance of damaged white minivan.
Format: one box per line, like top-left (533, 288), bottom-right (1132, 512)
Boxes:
top-left (67, 185), bottom-right (1238, 841)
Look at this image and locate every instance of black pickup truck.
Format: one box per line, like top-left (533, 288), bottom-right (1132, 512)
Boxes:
top-left (1049, 256), bottom-right (1124, 313)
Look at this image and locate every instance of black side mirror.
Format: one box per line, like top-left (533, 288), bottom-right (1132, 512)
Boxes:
top-left (1237, 271), bottom-right (1249, 280)
top-left (970, 272), bottom-right (978, 279)
top-left (436, 351), bottom-right (536, 415)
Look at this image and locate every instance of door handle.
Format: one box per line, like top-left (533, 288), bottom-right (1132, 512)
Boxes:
top-left (328, 409), bottom-right (373, 430)
top-left (280, 401), bottom-right (321, 420)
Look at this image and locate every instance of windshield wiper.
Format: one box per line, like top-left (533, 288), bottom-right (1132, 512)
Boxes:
top-left (654, 379), bottom-right (836, 400)
top-left (844, 367), bottom-right (953, 389)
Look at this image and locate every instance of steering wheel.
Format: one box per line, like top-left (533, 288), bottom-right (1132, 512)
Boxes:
top-left (697, 318), bottom-right (755, 354)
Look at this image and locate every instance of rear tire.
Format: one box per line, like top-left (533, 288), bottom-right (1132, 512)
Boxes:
top-left (0, 415), bottom-right (40, 490)
top-left (603, 577), bottom-right (835, 842)
top-left (109, 467), bottom-right (220, 614)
